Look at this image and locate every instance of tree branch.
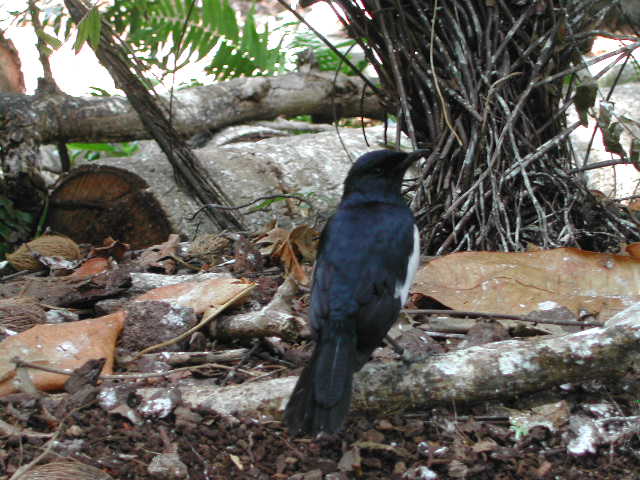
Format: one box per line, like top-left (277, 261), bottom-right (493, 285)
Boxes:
top-left (0, 72), bottom-right (386, 144)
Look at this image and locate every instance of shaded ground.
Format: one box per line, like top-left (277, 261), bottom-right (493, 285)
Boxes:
top-left (2, 381), bottom-right (640, 479)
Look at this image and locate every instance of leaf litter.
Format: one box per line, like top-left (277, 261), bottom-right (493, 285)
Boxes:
top-left (1, 235), bottom-right (640, 479)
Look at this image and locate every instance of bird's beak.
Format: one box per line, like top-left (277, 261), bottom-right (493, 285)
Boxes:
top-left (399, 149), bottom-right (429, 170)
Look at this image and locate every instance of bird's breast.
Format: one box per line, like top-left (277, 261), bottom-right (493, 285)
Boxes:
top-left (394, 225), bottom-right (420, 305)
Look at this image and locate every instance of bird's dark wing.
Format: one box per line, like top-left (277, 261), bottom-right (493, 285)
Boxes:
top-left (310, 202), bottom-right (416, 366)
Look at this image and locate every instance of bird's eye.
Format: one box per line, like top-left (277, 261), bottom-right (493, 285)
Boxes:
top-left (371, 167), bottom-right (384, 175)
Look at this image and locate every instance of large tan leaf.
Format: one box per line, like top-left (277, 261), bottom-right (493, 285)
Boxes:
top-left (135, 277), bottom-right (254, 315)
top-left (413, 247), bottom-right (640, 321)
top-left (133, 277), bottom-right (255, 355)
top-left (0, 311), bottom-right (125, 396)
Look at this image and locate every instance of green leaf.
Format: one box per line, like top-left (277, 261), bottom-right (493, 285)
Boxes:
top-left (73, 10), bottom-right (91, 52)
top-left (203, 0), bottom-right (221, 28)
top-left (87, 7), bottom-right (102, 49)
top-left (68, 142), bottom-right (118, 152)
top-left (0, 222), bottom-right (12, 240)
top-left (175, 0), bottom-right (186, 16)
top-left (197, 33), bottom-right (219, 60)
top-left (73, 6), bottom-right (101, 52)
top-left (68, 142), bottom-right (139, 158)
top-left (42, 32), bottom-right (63, 50)
top-left (15, 210), bottom-right (33, 224)
top-left (0, 196), bottom-right (13, 209)
top-left (221, 0), bottom-right (239, 41)
top-left (89, 86), bottom-right (112, 97)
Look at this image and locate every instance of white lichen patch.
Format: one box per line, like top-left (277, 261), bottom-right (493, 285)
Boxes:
top-left (139, 396), bottom-right (175, 419)
top-left (433, 350), bottom-right (472, 377)
top-left (160, 309), bottom-right (188, 328)
top-left (97, 387), bottom-right (119, 409)
top-left (583, 402), bottom-right (616, 418)
top-left (537, 300), bottom-right (561, 310)
top-left (567, 333), bottom-right (612, 358)
top-left (498, 350), bottom-right (536, 375)
top-left (605, 302), bottom-right (640, 327)
top-left (568, 420), bottom-right (600, 455)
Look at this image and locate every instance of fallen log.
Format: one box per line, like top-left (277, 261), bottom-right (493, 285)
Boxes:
top-left (142, 302), bottom-right (640, 419)
top-left (0, 71), bottom-right (386, 145)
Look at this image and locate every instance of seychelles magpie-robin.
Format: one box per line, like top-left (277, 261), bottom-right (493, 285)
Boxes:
top-left (284, 149), bottom-right (424, 436)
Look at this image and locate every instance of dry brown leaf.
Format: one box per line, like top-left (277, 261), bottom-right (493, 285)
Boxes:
top-left (69, 257), bottom-right (110, 279)
top-left (413, 247), bottom-right (640, 322)
top-left (508, 400), bottom-right (570, 434)
top-left (89, 236), bottom-right (130, 261)
top-left (628, 199), bottom-right (640, 212)
top-left (255, 225), bottom-right (317, 286)
top-left (134, 277), bottom-right (254, 315)
top-left (276, 240), bottom-right (309, 286)
top-left (255, 227), bottom-right (289, 256)
top-left (0, 311), bottom-right (125, 396)
top-left (138, 234), bottom-right (180, 273)
top-left (626, 242), bottom-right (640, 259)
top-left (289, 225), bottom-right (320, 262)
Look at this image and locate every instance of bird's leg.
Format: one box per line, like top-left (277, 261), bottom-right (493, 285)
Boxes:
top-left (384, 335), bottom-right (404, 356)
top-left (385, 335), bottom-right (432, 364)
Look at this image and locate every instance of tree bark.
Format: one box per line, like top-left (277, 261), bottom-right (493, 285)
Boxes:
top-left (0, 72), bottom-right (385, 145)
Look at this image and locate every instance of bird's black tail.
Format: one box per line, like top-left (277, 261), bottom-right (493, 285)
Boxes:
top-left (284, 334), bottom-right (356, 436)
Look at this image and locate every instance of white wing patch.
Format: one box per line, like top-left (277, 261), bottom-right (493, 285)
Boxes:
top-left (395, 225), bottom-right (420, 305)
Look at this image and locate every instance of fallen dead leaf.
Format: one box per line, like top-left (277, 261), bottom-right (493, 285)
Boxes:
top-left (89, 236), bottom-right (130, 261)
top-left (255, 225), bottom-right (317, 286)
top-left (138, 234), bottom-right (180, 273)
top-left (255, 227), bottom-right (289, 257)
top-left (133, 277), bottom-right (256, 355)
top-left (626, 242), bottom-right (640, 259)
top-left (413, 247), bottom-right (640, 322)
top-left (134, 277), bottom-right (254, 315)
top-left (289, 225), bottom-right (320, 262)
top-left (69, 256), bottom-right (111, 279)
top-left (508, 401), bottom-right (570, 434)
top-left (472, 438), bottom-right (498, 453)
top-left (0, 311), bottom-right (125, 396)
top-left (276, 239), bottom-right (309, 286)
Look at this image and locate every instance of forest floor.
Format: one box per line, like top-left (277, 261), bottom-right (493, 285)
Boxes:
top-left (3, 375), bottom-right (640, 479)
top-left (2, 235), bottom-right (640, 480)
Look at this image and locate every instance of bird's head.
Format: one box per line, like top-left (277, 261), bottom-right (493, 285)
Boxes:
top-left (342, 149), bottom-right (427, 203)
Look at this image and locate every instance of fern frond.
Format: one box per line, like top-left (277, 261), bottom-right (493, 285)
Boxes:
top-left (102, 0), bottom-right (284, 81)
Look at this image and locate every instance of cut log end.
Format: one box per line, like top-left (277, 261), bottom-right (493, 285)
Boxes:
top-left (48, 164), bottom-right (174, 249)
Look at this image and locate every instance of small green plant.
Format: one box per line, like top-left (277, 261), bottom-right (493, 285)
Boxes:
top-left (67, 141), bottom-right (140, 162)
top-left (0, 195), bottom-right (33, 259)
top-left (289, 31), bottom-right (369, 75)
top-left (509, 424), bottom-right (529, 441)
top-left (88, 86), bottom-right (113, 97)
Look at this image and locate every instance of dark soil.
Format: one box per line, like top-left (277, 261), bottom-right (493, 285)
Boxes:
top-left (2, 368), bottom-right (640, 479)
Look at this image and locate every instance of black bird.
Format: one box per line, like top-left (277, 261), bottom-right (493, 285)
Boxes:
top-left (284, 149), bottom-right (424, 436)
